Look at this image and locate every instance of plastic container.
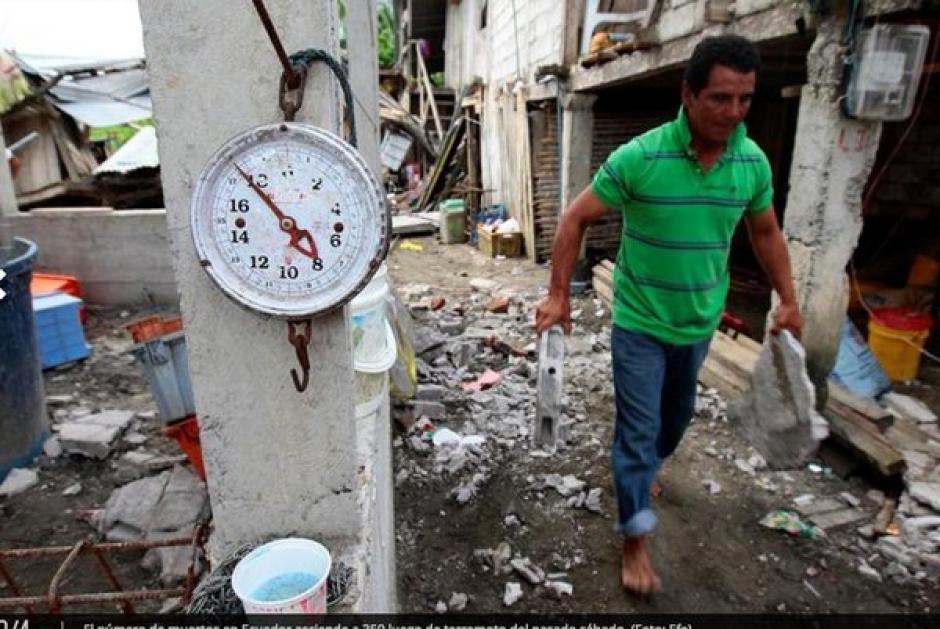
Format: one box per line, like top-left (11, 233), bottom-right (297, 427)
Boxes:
top-left (126, 316), bottom-right (166, 343)
top-left (351, 264), bottom-right (396, 417)
top-left (33, 292), bottom-right (91, 369)
top-left (908, 254), bottom-right (940, 288)
top-left (31, 272), bottom-right (86, 323)
top-left (162, 415), bottom-right (205, 480)
top-left (232, 538), bottom-right (332, 615)
top-left (439, 199), bottom-right (466, 244)
top-left (868, 307), bottom-right (934, 381)
top-left (130, 331), bottom-right (195, 424)
top-left (0, 238), bottom-right (49, 482)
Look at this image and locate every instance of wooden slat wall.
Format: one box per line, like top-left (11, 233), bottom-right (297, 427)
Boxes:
top-left (531, 102), bottom-right (560, 263)
top-left (586, 110), bottom-right (672, 258)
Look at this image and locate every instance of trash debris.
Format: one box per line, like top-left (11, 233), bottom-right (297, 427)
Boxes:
top-left (461, 369), bottom-right (502, 392)
top-left (510, 557), bottom-right (545, 584)
top-left (0, 468), bottom-right (38, 497)
top-left (759, 510), bottom-right (822, 539)
top-left (399, 240), bottom-right (425, 252)
top-left (502, 582), bottom-right (523, 606)
top-left (434, 600), bottom-right (447, 613)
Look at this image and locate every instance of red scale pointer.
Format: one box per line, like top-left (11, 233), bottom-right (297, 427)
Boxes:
top-left (234, 163), bottom-right (319, 260)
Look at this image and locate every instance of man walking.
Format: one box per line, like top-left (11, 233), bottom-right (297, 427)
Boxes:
top-left (535, 35), bottom-right (801, 595)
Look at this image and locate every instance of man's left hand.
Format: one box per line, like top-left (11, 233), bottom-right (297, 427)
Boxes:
top-left (771, 301), bottom-right (802, 339)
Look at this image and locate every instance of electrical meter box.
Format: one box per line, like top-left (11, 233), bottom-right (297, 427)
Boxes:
top-left (845, 24), bottom-right (930, 121)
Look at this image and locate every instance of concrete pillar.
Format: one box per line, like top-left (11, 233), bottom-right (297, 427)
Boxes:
top-left (0, 126), bottom-right (17, 255)
top-left (139, 0), bottom-right (393, 610)
top-left (780, 17), bottom-right (882, 404)
top-left (560, 93), bottom-right (597, 207)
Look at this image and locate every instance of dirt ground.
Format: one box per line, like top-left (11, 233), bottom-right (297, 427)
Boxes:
top-left (387, 236), bottom-right (940, 613)
top-left (2, 235), bottom-right (939, 614)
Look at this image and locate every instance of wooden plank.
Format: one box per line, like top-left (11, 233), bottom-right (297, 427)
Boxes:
top-left (824, 407), bottom-right (907, 477)
top-left (699, 358), bottom-right (749, 401)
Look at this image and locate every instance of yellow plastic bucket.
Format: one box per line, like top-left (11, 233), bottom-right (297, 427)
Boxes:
top-left (868, 307), bottom-right (933, 382)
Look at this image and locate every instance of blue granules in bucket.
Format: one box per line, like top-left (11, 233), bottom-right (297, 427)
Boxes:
top-left (252, 571), bottom-right (318, 602)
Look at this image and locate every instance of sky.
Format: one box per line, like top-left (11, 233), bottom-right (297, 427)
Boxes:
top-left (0, 0), bottom-right (145, 59)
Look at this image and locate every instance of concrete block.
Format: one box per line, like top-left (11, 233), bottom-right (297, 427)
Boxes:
top-left (413, 400), bottom-right (446, 420)
top-left (0, 468), bottom-right (39, 497)
top-left (77, 410), bottom-right (136, 430)
top-left (808, 507), bottom-right (871, 531)
top-left (729, 332), bottom-right (828, 468)
top-left (534, 326), bottom-right (564, 451)
top-left (416, 384), bottom-right (446, 402)
top-left (58, 422), bottom-right (123, 459)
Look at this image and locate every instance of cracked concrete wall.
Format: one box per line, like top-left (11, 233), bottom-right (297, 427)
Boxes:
top-left (780, 17), bottom-right (882, 404)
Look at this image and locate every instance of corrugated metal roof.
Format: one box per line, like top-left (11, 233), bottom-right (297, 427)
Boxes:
top-left (93, 126), bottom-right (158, 174)
top-left (51, 68), bottom-right (149, 102)
top-left (55, 95), bottom-right (151, 127)
top-left (12, 52), bottom-right (143, 77)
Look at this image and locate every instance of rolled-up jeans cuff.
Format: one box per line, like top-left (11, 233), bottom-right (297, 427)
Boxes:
top-left (615, 508), bottom-right (657, 538)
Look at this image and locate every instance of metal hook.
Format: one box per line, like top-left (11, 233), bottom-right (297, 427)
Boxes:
top-left (287, 319), bottom-right (312, 392)
top-left (279, 64), bottom-right (307, 122)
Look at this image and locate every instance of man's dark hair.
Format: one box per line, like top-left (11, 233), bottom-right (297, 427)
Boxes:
top-left (684, 35), bottom-right (760, 94)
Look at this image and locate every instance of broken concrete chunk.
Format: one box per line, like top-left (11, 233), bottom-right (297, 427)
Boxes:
top-left (485, 296), bottom-right (510, 314)
top-left (729, 332), bottom-right (828, 468)
top-left (502, 582), bottom-right (523, 606)
top-left (470, 278), bottom-right (498, 294)
top-left (124, 432), bottom-right (149, 446)
top-left (510, 557), bottom-right (545, 585)
top-left (734, 458), bottom-right (756, 476)
top-left (100, 466), bottom-right (207, 540)
top-left (43, 436), bottom-right (63, 458)
top-left (883, 392), bottom-right (937, 424)
top-left (62, 482), bottom-right (83, 496)
top-left (909, 482), bottom-right (940, 511)
top-left (448, 592), bottom-right (468, 611)
top-left (0, 468), bottom-right (38, 497)
top-left (584, 488), bottom-right (603, 512)
top-left (46, 394), bottom-right (74, 406)
top-left (858, 560), bottom-right (882, 582)
top-left (544, 580), bottom-right (573, 599)
top-left (840, 492), bottom-right (861, 508)
top-left (58, 422), bottom-right (123, 459)
top-left (58, 410), bottom-right (136, 459)
top-left (434, 600), bottom-right (447, 614)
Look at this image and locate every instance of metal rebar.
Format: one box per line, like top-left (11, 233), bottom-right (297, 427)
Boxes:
top-left (0, 588), bottom-right (187, 609)
top-left (0, 536), bottom-right (191, 559)
top-left (251, 0), bottom-right (300, 88)
top-left (0, 558), bottom-right (34, 614)
top-left (90, 547), bottom-right (134, 614)
top-left (48, 540), bottom-right (87, 613)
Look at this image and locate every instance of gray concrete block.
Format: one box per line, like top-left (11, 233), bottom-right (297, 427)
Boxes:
top-left (58, 422), bottom-right (123, 459)
top-left (416, 384), bottom-right (446, 402)
top-left (534, 326), bottom-right (564, 451)
top-left (413, 400), bottom-right (446, 420)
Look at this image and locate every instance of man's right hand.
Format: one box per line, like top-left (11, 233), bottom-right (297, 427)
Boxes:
top-left (535, 294), bottom-right (572, 335)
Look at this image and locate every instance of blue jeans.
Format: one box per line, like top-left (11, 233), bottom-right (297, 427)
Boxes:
top-left (611, 325), bottom-right (711, 538)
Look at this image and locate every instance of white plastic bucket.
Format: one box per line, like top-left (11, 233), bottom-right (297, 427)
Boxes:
top-left (231, 538), bottom-right (332, 615)
top-left (355, 370), bottom-right (389, 418)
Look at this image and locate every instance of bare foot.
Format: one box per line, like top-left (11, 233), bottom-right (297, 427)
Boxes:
top-left (651, 480), bottom-right (664, 498)
top-left (621, 537), bottom-right (662, 595)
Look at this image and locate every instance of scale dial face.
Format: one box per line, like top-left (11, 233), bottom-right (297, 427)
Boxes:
top-left (191, 123), bottom-right (389, 317)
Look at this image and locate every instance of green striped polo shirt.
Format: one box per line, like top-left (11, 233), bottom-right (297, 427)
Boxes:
top-left (591, 108), bottom-right (773, 345)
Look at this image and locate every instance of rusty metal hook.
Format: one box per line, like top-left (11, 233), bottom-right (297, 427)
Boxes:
top-left (287, 319), bottom-right (312, 392)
